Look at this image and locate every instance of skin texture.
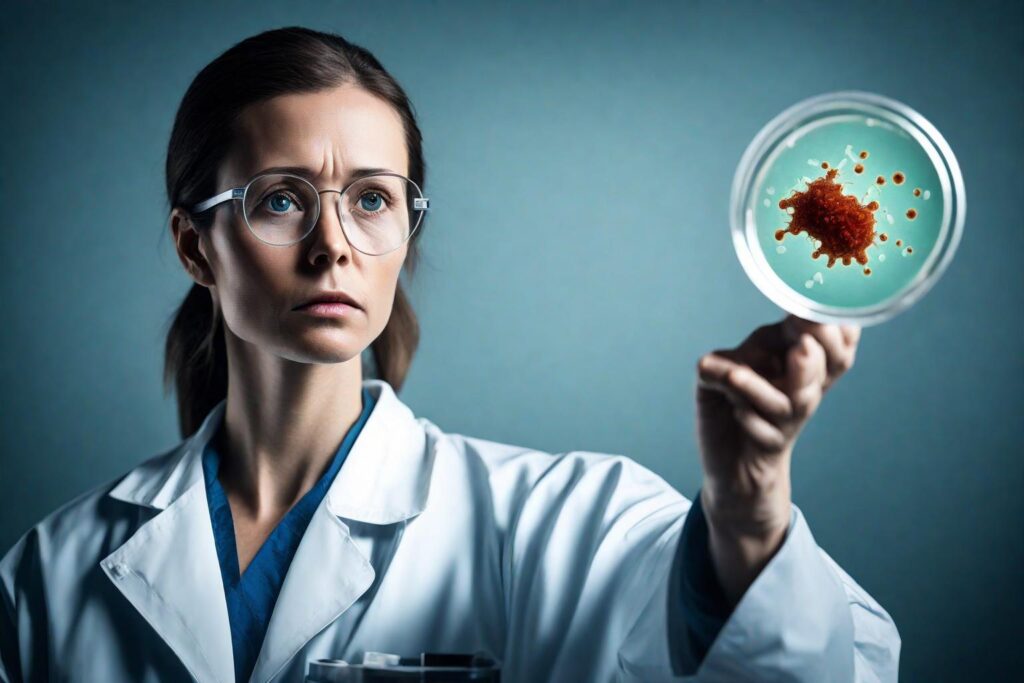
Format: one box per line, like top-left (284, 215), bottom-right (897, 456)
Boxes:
top-left (696, 315), bottom-right (861, 607)
top-left (169, 84), bottom-right (409, 574)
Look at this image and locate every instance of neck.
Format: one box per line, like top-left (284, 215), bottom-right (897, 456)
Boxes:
top-left (216, 326), bottom-right (366, 521)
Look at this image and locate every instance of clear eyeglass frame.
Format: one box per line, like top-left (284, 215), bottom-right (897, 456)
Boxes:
top-left (189, 171), bottom-right (431, 255)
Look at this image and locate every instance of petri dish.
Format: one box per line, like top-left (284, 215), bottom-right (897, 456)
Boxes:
top-left (730, 90), bottom-right (965, 326)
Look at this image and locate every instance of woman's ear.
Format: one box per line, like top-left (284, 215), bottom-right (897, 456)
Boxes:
top-left (169, 207), bottom-right (215, 287)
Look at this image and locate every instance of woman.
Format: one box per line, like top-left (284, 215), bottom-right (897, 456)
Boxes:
top-left (0, 26), bottom-right (899, 683)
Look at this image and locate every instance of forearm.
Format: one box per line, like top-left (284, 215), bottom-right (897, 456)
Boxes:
top-left (700, 476), bottom-right (792, 607)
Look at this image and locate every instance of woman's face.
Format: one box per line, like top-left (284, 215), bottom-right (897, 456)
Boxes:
top-left (173, 84), bottom-right (410, 364)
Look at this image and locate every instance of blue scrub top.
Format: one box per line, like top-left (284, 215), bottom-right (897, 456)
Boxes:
top-left (201, 386), bottom-right (377, 683)
top-left (676, 488), bottom-right (734, 668)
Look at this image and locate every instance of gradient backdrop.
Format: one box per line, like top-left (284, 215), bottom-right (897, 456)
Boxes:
top-left (1, 1), bottom-right (1020, 680)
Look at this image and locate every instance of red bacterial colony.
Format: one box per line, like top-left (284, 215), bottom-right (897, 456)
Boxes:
top-left (771, 148), bottom-right (920, 275)
top-left (774, 167), bottom-right (877, 269)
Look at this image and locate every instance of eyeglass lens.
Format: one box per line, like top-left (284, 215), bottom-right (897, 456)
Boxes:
top-left (242, 173), bottom-right (424, 253)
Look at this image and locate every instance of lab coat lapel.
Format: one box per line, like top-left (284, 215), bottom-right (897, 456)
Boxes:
top-left (248, 503), bottom-right (375, 682)
top-left (250, 379), bottom-right (435, 683)
top-left (101, 399), bottom-right (234, 683)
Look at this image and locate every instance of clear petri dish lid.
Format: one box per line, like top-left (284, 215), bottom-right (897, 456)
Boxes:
top-left (730, 90), bottom-right (966, 326)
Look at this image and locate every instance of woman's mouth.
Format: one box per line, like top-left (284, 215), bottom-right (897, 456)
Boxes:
top-left (294, 302), bottom-right (362, 317)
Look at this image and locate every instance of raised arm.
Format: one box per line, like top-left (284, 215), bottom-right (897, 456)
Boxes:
top-left (501, 314), bottom-right (901, 681)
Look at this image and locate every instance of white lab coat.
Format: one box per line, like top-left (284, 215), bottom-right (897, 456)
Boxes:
top-left (0, 378), bottom-right (900, 682)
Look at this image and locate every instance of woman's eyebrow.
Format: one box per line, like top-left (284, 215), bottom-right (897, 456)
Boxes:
top-left (251, 165), bottom-right (398, 182)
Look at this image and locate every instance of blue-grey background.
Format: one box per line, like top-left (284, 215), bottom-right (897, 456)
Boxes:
top-left (1, 1), bottom-right (1020, 679)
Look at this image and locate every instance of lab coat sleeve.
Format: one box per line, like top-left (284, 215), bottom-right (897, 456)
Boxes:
top-left (498, 450), bottom-right (899, 682)
top-left (500, 451), bottom-right (691, 682)
top-left (0, 553), bottom-right (14, 683)
top-left (0, 529), bottom-right (41, 683)
top-left (618, 484), bottom-right (902, 682)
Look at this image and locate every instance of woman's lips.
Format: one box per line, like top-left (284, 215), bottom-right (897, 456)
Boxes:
top-left (295, 302), bottom-right (362, 317)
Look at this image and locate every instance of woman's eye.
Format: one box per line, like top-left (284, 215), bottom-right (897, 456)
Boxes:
top-left (358, 192), bottom-right (387, 212)
top-left (265, 192), bottom-right (300, 213)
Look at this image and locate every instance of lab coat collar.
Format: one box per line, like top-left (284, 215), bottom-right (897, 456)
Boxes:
top-left (101, 378), bottom-right (433, 683)
top-left (107, 378), bottom-right (432, 524)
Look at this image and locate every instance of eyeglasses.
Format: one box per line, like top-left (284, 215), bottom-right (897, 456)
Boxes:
top-left (190, 171), bottom-right (431, 255)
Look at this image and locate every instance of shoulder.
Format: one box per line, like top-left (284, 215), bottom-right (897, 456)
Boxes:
top-left (416, 416), bottom-right (689, 522)
top-left (0, 446), bottom-right (179, 590)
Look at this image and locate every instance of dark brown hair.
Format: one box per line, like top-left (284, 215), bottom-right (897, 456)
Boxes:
top-left (162, 27), bottom-right (426, 438)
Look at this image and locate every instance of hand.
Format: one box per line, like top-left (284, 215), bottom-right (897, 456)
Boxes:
top-left (693, 314), bottom-right (861, 604)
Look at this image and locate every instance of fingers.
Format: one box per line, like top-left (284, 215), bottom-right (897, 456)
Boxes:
top-left (839, 323), bottom-right (861, 347)
top-left (785, 334), bottom-right (826, 420)
top-left (740, 322), bottom-right (790, 355)
top-left (697, 353), bottom-right (794, 422)
top-left (697, 316), bottom-right (862, 457)
top-left (781, 315), bottom-right (859, 386)
top-left (733, 402), bottom-right (788, 452)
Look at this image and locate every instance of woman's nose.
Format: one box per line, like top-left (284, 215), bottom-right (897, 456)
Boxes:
top-left (307, 190), bottom-right (355, 263)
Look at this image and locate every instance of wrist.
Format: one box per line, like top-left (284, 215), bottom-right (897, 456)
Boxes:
top-left (701, 476), bottom-right (792, 542)
top-left (699, 485), bottom-right (791, 606)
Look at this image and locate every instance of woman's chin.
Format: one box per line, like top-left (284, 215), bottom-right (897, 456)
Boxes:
top-left (279, 329), bottom-right (364, 364)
